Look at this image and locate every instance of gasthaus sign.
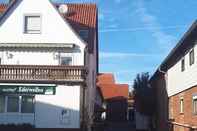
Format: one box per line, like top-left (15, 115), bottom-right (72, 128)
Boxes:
top-left (0, 85), bottom-right (56, 95)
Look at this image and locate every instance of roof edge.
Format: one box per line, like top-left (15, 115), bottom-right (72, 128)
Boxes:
top-left (150, 20), bottom-right (197, 81)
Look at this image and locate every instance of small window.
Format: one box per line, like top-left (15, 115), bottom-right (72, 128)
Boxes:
top-left (189, 49), bottom-right (195, 65)
top-left (21, 96), bottom-right (34, 113)
top-left (79, 30), bottom-right (89, 39)
top-left (61, 57), bottom-right (72, 65)
top-left (7, 96), bottom-right (19, 113)
top-left (193, 96), bottom-right (197, 115)
top-left (181, 58), bottom-right (185, 72)
top-left (0, 96), bottom-right (5, 113)
top-left (24, 15), bottom-right (41, 34)
top-left (180, 97), bottom-right (184, 114)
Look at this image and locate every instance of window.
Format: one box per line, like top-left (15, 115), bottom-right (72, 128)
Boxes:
top-left (79, 30), bottom-right (89, 39)
top-left (181, 58), bottom-right (185, 72)
top-left (180, 97), bottom-right (184, 114)
top-left (24, 15), bottom-right (41, 34)
top-left (61, 57), bottom-right (72, 65)
top-left (7, 96), bottom-right (19, 113)
top-left (189, 49), bottom-right (195, 65)
top-left (0, 96), bottom-right (5, 113)
top-left (21, 96), bottom-right (34, 113)
top-left (193, 96), bottom-right (197, 115)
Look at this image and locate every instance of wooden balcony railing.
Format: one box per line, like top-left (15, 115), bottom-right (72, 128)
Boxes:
top-left (0, 65), bottom-right (87, 84)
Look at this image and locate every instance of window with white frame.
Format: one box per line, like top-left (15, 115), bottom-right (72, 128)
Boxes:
top-left (189, 49), bottom-right (195, 66)
top-left (180, 97), bottom-right (184, 114)
top-left (181, 58), bottom-right (185, 72)
top-left (7, 96), bottom-right (19, 113)
top-left (61, 57), bottom-right (72, 65)
top-left (24, 15), bottom-right (41, 34)
top-left (193, 95), bottom-right (197, 115)
top-left (0, 96), bottom-right (5, 113)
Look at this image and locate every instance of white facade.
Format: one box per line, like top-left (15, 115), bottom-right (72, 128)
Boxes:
top-left (167, 44), bottom-right (197, 96)
top-left (0, 0), bottom-right (85, 50)
top-left (0, 0), bottom-right (98, 129)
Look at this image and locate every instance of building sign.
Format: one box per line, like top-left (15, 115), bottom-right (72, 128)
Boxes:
top-left (0, 85), bottom-right (56, 95)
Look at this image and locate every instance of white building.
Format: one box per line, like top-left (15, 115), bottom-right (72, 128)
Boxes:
top-left (0, 0), bottom-right (98, 130)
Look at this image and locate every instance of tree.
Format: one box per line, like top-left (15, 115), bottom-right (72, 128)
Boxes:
top-left (133, 72), bottom-right (156, 116)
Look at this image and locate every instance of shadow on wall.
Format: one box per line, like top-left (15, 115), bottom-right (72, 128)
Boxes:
top-left (150, 74), bottom-right (169, 131)
top-left (0, 101), bottom-right (81, 130)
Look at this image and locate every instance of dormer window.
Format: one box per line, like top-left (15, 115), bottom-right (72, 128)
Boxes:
top-left (79, 30), bottom-right (89, 39)
top-left (24, 15), bottom-right (41, 34)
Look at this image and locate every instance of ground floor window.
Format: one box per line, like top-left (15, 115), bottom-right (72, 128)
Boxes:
top-left (193, 96), bottom-right (197, 115)
top-left (0, 96), bottom-right (5, 113)
top-left (0, 95), bottom-right (35, 113)
top-left (21, 96), bottom-right (34, 113)
top-left (7, 96), bottom-right (19, 113)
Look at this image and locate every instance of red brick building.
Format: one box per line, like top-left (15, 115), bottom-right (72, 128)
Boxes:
top-left (150, 20), bottom-right (197, 131)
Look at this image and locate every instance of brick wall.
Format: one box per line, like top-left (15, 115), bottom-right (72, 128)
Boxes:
top-left (169, 86), bottom-right (197, 131)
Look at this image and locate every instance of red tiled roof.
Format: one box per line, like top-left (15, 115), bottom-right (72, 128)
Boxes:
top-left (97, 73), bottom-right (115, 85)
top-left (61, 4), bottom-right (97, 28)
top-left (0, 3), bottom-right (97, 28)
top-left (98, 84), bottom-right (129, 100)
top-left (97, 73), bottom-right (129, 100)
top-left (0, 4), bottom-right (7, 12)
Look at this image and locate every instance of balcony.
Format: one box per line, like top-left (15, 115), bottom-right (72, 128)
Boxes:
top-left (0, 65), bottom-right (87, 84)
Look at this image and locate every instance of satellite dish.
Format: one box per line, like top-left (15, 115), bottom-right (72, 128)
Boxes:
top-left (58, 4), bottom-right (68, 14)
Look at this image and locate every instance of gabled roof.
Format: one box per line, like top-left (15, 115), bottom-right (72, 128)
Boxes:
top-left (97, 73), bottom-right (129, 100)
top-left (56, 4), bottom-right (97, 28)
top-left (0, 1), bottom-right (97, 52)
top-left (0, 2), bottom-right (97, 28)
top-left (98, 84), bottom-right (129, 100)
top-left (97, 73), bottom-right (115, 85)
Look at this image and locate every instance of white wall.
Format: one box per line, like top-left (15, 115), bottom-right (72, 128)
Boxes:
top-left (35, 85), bottom-right (80, 128)
top-left (0, 84), bottom-right (81, 128)
top-left (0, 0), bottom-right (86, 65)
top-left (167, 44), bottom-right (197, 96)
top-left (0, 49), bottom-right (83, 65)
top-left (0, 0), bottom-right (85, 50)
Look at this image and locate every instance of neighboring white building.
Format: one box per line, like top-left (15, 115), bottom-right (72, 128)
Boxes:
top-left (150, 20), bottom-right (197, 131)
top-left (0, 0), bottom-right (98, 130)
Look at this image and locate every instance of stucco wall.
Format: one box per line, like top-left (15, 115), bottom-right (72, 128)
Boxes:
top-left (0, 48), bottom-right (83, 66)
top-left (35, 85), bottom-right (80, 128)
top-left (0, 0), bottom-right (85, 50)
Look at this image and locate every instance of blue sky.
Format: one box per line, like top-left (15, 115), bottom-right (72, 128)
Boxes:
top-left (1, 0), bottom-right (197, 86)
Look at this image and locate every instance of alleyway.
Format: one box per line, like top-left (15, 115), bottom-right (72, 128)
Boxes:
top-left (104, 122), bottom-right (135, 131)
